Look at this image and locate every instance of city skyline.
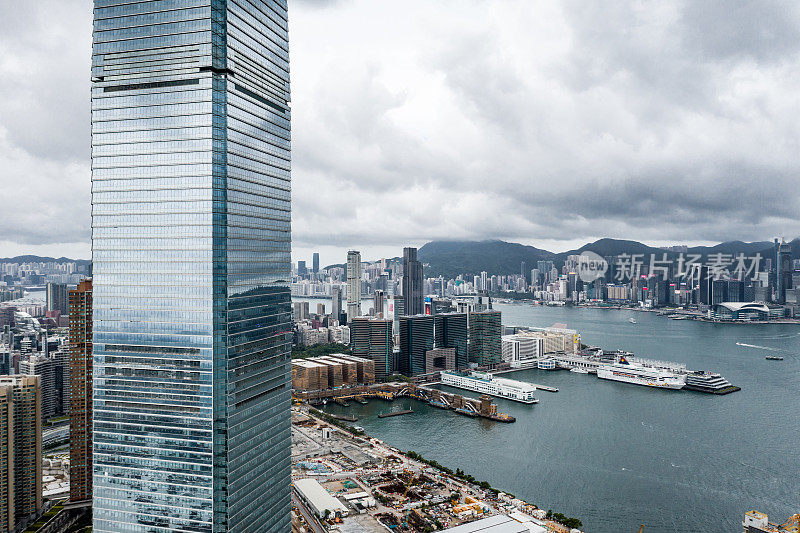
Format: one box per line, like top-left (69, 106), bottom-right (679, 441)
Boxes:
top-left (4, 1), bottom-right (800, 263)
top-left (0, 2), bottom-right (798, 531)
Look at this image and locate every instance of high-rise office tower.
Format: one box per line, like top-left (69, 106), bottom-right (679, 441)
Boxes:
top-left (350, 318), bottom-right (392, 381)
top-left (347, 251), bottom-right (362, 319)
top-left (331, 287), bottom-right (342, 322)
top-left (520, 261), bottom-right (527, 283)
top-left (46, 283), bottom-right (68, 316)
top-left (777, 238), bottom-right (793, 304)
top-left (91, 2), bottom-right (292, 531)
top-left (69, 279), bottom-right (92, 503)
top-left (468, 310), bottom-right (502, 366)
top-left (312, 252), bottom-right (320, 274)
top-left (0, 375), bottom-right (42, 532)
top-left (297, 260), bottom-right (307, 276)
top-left (402, 247), bottom-right (423, 316)
top-left (434, 313), bottom-right (468, 369)
top-left (399, 315), bottom-right (434, 376)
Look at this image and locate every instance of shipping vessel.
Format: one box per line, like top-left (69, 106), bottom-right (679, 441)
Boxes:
top-left (597, 356), bottom-right (685, 389)
top-left (684, 371), bottom-right (740, 394)
top-left (440, 371), bottom-right (539, 403)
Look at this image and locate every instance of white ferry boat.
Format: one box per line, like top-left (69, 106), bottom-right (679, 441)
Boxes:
top-left (684, 371), bottom-right (739, 394)
top-left (597, 356), bottom-right (685, 390)
top-left (440, 371), bottom-right (538, 404)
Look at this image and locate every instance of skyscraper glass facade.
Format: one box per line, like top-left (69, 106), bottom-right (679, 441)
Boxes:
top-left (91, 1), bottom-right (291, 531)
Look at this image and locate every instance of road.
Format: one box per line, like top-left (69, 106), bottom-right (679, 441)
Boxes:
top-left (292, 489), bottom-right (326, 533)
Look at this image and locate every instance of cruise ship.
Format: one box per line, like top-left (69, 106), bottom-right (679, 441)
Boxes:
top-left (684, 371), bottom-right (740, 394)
top-left (597, 356), bottom-right (685, 389)
top-left (440, 371), bottom-right (538, 403)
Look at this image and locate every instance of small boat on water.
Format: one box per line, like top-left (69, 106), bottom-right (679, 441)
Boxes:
top-left (570, 367), bottom-right (589, 374)
top-left (765, 355), bottom-right (784, 361)
top-left (629, 317), bottom-right (637, 324)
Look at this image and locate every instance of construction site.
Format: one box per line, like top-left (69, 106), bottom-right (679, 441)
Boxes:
top-left (290, 407), bottom-right (581, 533)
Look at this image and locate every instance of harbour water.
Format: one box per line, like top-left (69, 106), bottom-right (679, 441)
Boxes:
top-left (317, 302), bottom-right (800, 532)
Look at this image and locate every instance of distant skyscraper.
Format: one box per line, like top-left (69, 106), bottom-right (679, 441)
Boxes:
top-left (469, 310), bottom-right (502, 366)
top-left (347, 251), bottom-right (362, 319)
top-left (402, 248), bottom-right (424, 316)
top-left (331, 287), bottom-right (343, 321)
top-left (521, 261), bottom-right (527, 282)
top-left (45, 282), bottom-right (67, 315)
top-left (69, 279), bottom-right (92, 503)
top-left (537, 261), bottom-right (554, 283)
top-left (399, 315), bottom-right (434, 376)
top-left (298, 260), bottom-right (308, 276)
top-left (777, 238), bottom-right (792, 304)
top-left (387, 295), bottom-right (404, 336)
top-left (313, 252), bottom-right (320, 274)
top-left (90, 2), bottom-right (292, 531)
top-left (480, 271), bottom-right (488, 292)
top-left (374, 290), bottom-right (385, 317)
top-left (0, 375), bottom-right (42, 532)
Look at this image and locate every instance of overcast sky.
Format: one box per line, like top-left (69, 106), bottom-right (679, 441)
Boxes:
top-left (1, 0), bottom-right (799, 266)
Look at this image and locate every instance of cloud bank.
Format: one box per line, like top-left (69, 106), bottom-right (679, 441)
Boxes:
top-left (1, 0), bottom-right (799, 264)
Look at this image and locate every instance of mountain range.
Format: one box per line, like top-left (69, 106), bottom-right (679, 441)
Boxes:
top-left (417, 238), bottom-right (800, 278)
top-left (6, 238), bottom-right (799, 280)
top-left (0, 255), bottom-right (91, 265)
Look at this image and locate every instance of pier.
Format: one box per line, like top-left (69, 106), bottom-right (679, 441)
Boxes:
top-left (293, 382), bottom-right (516, 423)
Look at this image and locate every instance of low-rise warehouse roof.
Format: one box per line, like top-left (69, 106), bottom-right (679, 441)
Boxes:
top-left (441, 513), bottom-right (545, 533)
top-left (293, 478), bottom-right (348, 517)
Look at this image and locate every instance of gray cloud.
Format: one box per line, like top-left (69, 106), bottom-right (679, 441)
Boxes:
top-left (1, 0), bottom-right (799, 262)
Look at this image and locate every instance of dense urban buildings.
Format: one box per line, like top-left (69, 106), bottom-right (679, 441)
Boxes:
top-left (347, 250), bottom-right (362, 320)
top-left (90, 2), bottom-right (292, 531)
top-left (0, 375), bottom-right (42, 532)
top-left (69, 279), bottom-right (92, 503)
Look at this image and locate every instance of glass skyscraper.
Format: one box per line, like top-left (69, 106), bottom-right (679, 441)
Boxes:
top-left (91, 1), bottom-right (291, 531)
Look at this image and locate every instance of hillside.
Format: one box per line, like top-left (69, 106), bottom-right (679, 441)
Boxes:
top-left (0, 255), bottom-right (91, 265)
top-left (418, 238), bottom-right (797, 278)
top-left (418, 240), bottom-right (555, 278)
